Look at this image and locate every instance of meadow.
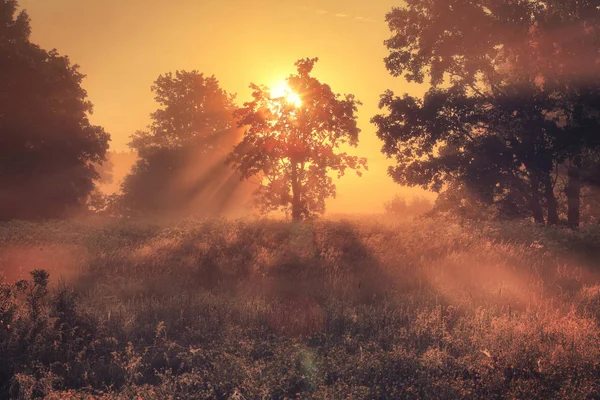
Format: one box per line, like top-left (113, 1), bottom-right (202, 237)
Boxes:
top-left (1, 216), bottom-right (600, 399)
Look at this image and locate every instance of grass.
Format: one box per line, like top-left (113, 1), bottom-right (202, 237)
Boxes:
top-left (1, 216), bottom-right (600, 399)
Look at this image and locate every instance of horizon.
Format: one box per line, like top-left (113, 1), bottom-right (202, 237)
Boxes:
top-left (20, 0), bottom-right (433, 214)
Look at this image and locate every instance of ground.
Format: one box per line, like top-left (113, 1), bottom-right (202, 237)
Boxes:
top-left (1, 217), bottom-right (600, 399)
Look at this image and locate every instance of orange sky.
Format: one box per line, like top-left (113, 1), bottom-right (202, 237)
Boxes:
top-left (22, 0), bottom-right (431, 213)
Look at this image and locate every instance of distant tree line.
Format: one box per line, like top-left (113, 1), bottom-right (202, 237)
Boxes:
top-left (384, 195), bottom-right (433, 219)
top-left (2, 0), bottom-right (600, 226)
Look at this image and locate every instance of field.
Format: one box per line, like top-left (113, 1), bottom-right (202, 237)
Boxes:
top-left (2, 217), bottom-right (600, 399)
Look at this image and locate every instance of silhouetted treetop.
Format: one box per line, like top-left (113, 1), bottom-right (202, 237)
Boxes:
top-left (129, 71), bottom-right (237, 158)
top-left (0, 0), bottom-right (30, 42)
top-left (120, 70), bottom-right (246, 216)
top-left (384, 0), bottom-right (600, 87)
top-left (375, 0), bottom-right (600, 227)
top-left (0, 0), bottom-right (110, 220)
top-left (228, 58), bottom-right (367, 221)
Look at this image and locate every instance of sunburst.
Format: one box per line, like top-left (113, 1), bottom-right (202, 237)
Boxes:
top-left (270, 81), bottom-right (301, 107)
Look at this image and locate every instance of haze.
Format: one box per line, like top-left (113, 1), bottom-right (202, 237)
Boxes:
top-left (20, 0), bottom-right (431, 214)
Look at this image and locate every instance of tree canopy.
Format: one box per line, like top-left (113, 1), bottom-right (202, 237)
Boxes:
top-left (0, 0), bottom-right (110, 220)
top-left (120, 71), bottom-right (248, 216)
top-left (227, 58), bottom-right (367, 220)
top-left (373, 0), bottom-right (600, 227)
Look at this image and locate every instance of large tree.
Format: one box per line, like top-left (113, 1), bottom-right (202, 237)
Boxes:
top-left (227, 58), bottom-right (367, 221)
top-left (0, 0), bottom-right (110, 220)
top-left (373, 0), bottom-right (600, 227)
top-left (120, 71), bottom-right (247, 215)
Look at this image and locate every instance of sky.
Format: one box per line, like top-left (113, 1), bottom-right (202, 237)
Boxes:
top-left (21, 0), bottom-right (432, 213)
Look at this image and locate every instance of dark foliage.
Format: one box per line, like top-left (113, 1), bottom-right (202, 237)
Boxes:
top-left (373, 0), bottom-right (600, 227)
top-left (0, 0), bottom-right (110, 220)
top-left (120, 71), bottom-right (248, 216)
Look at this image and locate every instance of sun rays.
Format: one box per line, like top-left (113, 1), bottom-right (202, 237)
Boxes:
top-left (270, 81), bottom-right (302, 108)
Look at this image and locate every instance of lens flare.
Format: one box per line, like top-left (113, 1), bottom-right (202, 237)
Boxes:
top-left (270, 82), bottom-right (302, 107)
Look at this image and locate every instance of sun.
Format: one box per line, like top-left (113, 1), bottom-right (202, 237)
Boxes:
top-left (270, 81), bottom-right (302, 107)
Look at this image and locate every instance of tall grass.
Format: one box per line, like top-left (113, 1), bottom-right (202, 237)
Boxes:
top-left (1, 217), bottom-right (600, 398)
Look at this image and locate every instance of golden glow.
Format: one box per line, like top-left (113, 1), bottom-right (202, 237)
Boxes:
top-left (270, 82), bottom-right (302, 108)
top-left (24, 0), bottom-right (431, 214)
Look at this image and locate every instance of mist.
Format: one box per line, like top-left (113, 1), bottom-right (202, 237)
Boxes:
top-left (3, 0), bottom-right (600, 398)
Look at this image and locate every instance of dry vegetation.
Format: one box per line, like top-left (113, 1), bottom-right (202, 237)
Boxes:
top-left (1, 217), bottom-right (600, 399)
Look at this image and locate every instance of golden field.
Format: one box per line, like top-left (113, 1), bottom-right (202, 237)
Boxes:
top-left (1, 217), bottom-right (600, 399)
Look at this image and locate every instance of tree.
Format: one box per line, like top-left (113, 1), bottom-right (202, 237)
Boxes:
top-left (227, 58), bottom-right (367, 221)
top-left (373, 0), bottom-right (600, 227)
top-left (374, 83), bottom-right (560, 224)
top-left (555, 148), bottom-right (600, 225)
top-left (120, 71), bottom-right (247, 215)
top-left (0, 0), bottom-right (110, 220)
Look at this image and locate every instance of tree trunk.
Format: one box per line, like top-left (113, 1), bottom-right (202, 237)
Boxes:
top-left (528, 173), bottom-right (545, 225)
top-left (543, 173), bottom-right (558, 226)
top-left (567, 160), bottom-right (581, 229)
top-left (529, 195), bottom-right (545, 225)
top-left (290, 161), bottom-right (302, 221)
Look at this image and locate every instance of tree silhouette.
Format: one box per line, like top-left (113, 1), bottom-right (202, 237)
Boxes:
top-left (373, 0), bottom-right (600, 227)
top-left (120, 71), bottom-right (245, 215)
top-left (227, 58), bottom-right (367, 221)
top-left (0, 0), bottom-right (110, 220)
